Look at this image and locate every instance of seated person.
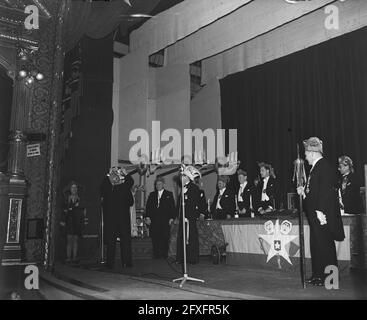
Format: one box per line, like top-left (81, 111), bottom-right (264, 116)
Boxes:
top-left (337, 156), bottom-right (363, 214)
top-left (211, 175), bottom-right (236, 219)
top-left (254, 162), bottom-right (278, 214)
top-left (236, 169), bottom-right (253, 216)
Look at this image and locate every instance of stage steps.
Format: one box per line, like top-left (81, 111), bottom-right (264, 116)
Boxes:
top-left (38, 264), bottom-right (262, 300)
top-left (39, 270), bottom-right (112, 300)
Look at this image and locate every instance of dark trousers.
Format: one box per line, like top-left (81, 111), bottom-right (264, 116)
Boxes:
top-left (151, 223), bottom-right (169, 258)
top-left (106, 219), bottom-right (132, 268)
top-left (176, 218), bottom-right (199, 265)
top-left (214, 209), bottom-right (227, 220)
top-left (308, 213), bottom-right (338, 279)
top-left (258, 200), bottom-right (273, 210)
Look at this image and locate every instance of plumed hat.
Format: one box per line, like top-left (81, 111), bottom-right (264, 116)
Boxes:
top-left (107, 166), bottom-right (127, 185)
top-left (182, 165), bottom-right (201, 181)
top-left (303, 137), bottom-right (323, 154)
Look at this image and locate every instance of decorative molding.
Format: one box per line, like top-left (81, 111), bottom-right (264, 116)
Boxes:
top-left (6, 198), bottom-right (22, 243)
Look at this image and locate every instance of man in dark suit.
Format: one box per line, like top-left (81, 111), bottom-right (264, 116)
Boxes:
top-left (145, 177), bottom-right (176, 259)
top-left (194, 176), bottom-right (208, 220)
top-left (236, 169), bottom-right (253, 216)
top-left (255, 162), bottom-right (278, 214)
top-left (176, 165), bottom-right (202, 265)
top-left (337, 156), bottom-right (363, 214)
top-left (297, 137), bottom-right (345, 286)
top-left (100, 167), bottom-right (135, 269)
top-left (211, 175), bottom-right (236, 219)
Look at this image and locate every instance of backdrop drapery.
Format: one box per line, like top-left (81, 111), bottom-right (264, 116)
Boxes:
top-left (65, 0), bottom-right (131, 52)
top-left (220, 27), bottom-right (367, 207)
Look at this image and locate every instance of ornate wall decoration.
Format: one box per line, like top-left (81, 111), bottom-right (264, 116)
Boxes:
top-left (23, 0), bottom-right (66, 263)
top-left (6, 198), bottom-right (22, 243)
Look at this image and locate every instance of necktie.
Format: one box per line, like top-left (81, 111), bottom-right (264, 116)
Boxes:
top-left (216, 193), bottom-right (222, 209)
top-left (157, 192), bottom-right (161, 208)
top-left (238, 186), bottom-right (244, 201)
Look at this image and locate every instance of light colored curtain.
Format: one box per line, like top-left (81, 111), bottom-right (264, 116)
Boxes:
top-left (65, 0), bottom-right (131, 52)
top-left (130, 0), bottom-right (252, 55)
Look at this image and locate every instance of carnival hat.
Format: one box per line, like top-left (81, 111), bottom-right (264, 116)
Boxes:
top-left (303, 137), bottom-right (323, 154)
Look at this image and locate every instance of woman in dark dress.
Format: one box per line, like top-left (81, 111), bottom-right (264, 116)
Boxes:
top-left (61, 181), bottom-right (85, 263)
top-left (337, 156), bottom-right (363, 214)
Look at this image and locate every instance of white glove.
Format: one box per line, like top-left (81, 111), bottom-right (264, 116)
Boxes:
top-left (316, 210), bottom-right (327, 225)
top-left (297, 186), bottom-right (306, 199)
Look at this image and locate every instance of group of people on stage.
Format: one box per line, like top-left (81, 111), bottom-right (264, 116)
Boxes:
top-left (210, 162), bottom-right (279, 219)
top-left (61, 136), bottom-right (364, 288)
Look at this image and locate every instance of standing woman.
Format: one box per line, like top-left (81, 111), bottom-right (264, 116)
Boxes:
top-left (61, 181), bottom-right (85, 263)
top-left (337, 156), bottom-right (363, 214)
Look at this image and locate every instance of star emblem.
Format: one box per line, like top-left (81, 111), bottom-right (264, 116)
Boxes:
top-left (259, 219), bottom-right (298, 265)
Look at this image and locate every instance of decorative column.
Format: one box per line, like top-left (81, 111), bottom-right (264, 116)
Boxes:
top-left (43, 0), bottom-right (69, 269)
top-left (1, 49), bottom-right (33, 265)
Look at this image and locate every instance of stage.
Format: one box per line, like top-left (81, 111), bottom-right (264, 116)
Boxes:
top-left (35, 256), bottom-right (367, 300)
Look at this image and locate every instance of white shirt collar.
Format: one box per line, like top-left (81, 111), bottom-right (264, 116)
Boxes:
top-left (219, 188), bottom-right (226, 195)
top-left (158, 189), bottom-right (164, 197)
top-left (240, 182), bottom-right (247, 188)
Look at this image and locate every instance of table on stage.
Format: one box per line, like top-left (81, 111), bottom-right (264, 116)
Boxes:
top-left (194, 216), bottom-right (360, 274)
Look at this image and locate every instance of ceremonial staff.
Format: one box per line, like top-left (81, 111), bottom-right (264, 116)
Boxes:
top-left (293, 144), bottom-right (307, 289)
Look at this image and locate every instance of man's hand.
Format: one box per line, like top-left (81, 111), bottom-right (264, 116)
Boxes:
top-left (60, 222), bottom-right (66, 227)
top-left (168, 218), bottom-right (174, 226)
top-left (316, 210), bottom-right (327, 225)
top-left (240, 208), bottom-right (246, 214)
top-left (199, 214), bottom-right (205, 221)
top-left (297, 186), bottom-right (306, 199)
top-left (226, 214), bottom-right (232, 219)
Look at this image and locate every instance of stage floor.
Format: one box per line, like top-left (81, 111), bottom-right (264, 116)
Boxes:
top-left (39, 257), bottom-right (367, 300)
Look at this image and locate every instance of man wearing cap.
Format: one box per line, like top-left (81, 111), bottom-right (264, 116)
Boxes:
top-left (337, 156), bottom-right (363, 215)
top-left (145, 177), bottom-right (176, 259)
top-left (176, 166), bottom-right (202, 265)
top-left (211, 175), bottom-right (236, 220)
top-left (100, 167), bottom-right (135, 269)
top-left (297, 137), bottom-right (344, 286)
top-left (236, 170), bottom-right (253, 216)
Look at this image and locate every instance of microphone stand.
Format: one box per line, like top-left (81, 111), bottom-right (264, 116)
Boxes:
top-left (173, 167), bottom-right (204, 287)
top-left (100, 205), bottom-right (106, 265)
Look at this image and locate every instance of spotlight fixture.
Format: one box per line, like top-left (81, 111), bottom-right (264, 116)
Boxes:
top-left (16, 46), bottom-right (44, 86)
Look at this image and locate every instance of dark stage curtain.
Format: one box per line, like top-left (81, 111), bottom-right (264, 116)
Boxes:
top-left (220, 27), bottom-right (367, 207)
